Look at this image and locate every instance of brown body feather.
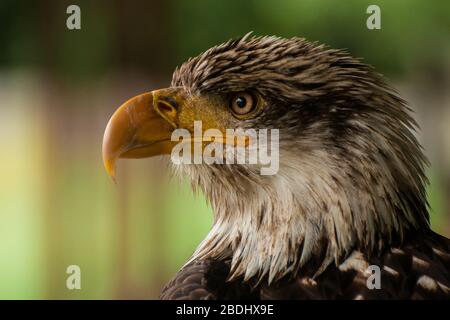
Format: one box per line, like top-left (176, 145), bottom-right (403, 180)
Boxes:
top-left (161, 231), bottom-right (450, 299)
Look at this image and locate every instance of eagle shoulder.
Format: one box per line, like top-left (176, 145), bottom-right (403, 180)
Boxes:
top-left (261, 231), bottom-right (450, 299)
top-left (161, 232), bottom-right (450, 300)
top-left (160, 259), bottom-right (257, 300)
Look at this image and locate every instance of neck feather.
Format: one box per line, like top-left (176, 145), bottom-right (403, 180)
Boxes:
top-left (173, 117), bottom-right (429, 284)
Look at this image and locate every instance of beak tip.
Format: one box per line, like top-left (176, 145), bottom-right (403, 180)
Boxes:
top-left (103, 157), bottom-right (117, 184)
top-left (102, 89), bottom-right (176, 182)
top-left (109, 171), bottom-right (117, 184)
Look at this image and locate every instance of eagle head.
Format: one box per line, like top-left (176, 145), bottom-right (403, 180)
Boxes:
top-left (102, 34), bottom-right (429, 284)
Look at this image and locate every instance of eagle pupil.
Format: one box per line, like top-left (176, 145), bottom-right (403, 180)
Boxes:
top-left (236, 97), bottom-right (246, 108)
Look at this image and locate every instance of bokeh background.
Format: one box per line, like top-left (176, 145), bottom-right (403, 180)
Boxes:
top-left (0, 0), bottom-right (449, 299)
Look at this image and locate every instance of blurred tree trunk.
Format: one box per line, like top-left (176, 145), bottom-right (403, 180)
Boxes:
top-left (114, 0), bottom-right (173, 76)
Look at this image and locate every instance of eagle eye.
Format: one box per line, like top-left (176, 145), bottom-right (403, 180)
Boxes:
top-left (230, 92), bottom-right (257, 117)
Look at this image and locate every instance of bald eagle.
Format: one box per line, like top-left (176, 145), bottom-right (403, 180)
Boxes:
top-left (102, 34), bottom-right (450, 299)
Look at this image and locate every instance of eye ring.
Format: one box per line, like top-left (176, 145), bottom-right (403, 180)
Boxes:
top-left (230, 92), bottom-right (257, 117)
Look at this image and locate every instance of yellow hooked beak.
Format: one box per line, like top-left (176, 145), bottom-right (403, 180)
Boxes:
top-left (102, 88), bottom-right (181, 180)
top-left (103, 87), bottom-right (253, 181)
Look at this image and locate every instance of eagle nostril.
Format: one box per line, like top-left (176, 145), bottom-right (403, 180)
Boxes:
top-left (154, 99), bottom-right (178, 129)
top-left (158, 101), bottom-right (176, 114)
top-left (151, 88), bottom-right (184, 129)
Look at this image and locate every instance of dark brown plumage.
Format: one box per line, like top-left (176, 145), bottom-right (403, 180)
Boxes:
top-left (102, 34), bottom-right (450, 300)
top-left (161, 231), bottom-right (450, 299)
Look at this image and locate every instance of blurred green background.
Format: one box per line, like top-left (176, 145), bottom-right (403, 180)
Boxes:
top-left (0, 0), bottom-right (449, 299)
